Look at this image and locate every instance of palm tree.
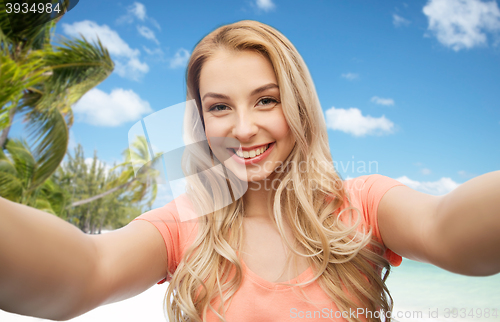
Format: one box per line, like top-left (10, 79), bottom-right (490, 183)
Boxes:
top-left (0, 138), bottom-right (66, 215)
top-left (0, 0), bottom-right (114, 194)
top-left (52, 143), bottom-right (151, 233)
top-left (69, 136), bottom-right (161, 210)
top-left (0, 140), bottom-right (150, 233)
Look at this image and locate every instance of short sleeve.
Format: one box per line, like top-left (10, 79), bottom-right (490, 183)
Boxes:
top-left (344, 174), bottom-right (405, 267)
top-left (132, 195), bottom-right (198, 284)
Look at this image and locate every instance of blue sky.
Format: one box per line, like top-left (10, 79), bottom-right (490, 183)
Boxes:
top-left (10, 0), bottom-right (500, 206)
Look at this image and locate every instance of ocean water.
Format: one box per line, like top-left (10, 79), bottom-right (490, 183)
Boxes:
top-left (387, 258), bottom-right (500, 322)
top-left (1, 257), bottom-right (499, 322)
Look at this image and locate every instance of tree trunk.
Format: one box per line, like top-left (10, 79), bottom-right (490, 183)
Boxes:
top-left (68, 178), bottom-right (136, 208)
top-left (83, 207), bottom-right (91, 233)
top-left (98, 207), bottom-right (106, 234)
top-left (0, 108), bottom-right (16, 149)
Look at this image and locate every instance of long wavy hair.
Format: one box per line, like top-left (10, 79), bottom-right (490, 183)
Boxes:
top-left (163, 20), bottom-right (394, 322)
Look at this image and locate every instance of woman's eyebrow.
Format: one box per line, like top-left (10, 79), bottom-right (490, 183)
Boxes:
top-left (250, 83), bottom-right (279, 96)
top-left (201, 83), bottom-right (279, 102)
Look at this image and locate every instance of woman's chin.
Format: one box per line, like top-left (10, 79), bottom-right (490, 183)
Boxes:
top-left (227, 167), bottom-right (271, 183)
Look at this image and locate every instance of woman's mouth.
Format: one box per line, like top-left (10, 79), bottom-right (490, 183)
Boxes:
top-left (227, 142), bottom-right (275, 165)
top-left (232, 143), bottom-right (271, 159)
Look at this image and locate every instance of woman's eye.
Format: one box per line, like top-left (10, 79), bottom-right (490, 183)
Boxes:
top-left (208, 105), bottom-right (229, 112)
top-left (257, 97), bottom-right (279, 106)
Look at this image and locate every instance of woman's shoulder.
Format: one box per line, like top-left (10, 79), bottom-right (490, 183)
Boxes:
top-left (340, 174), bottom-right (405, 266)
top-left (342, 174), bottom-right (403, 194)
top-left (132, 193), bottom-right (199, 242)
top-left (132, 194), bottom-right (200, 282)
top-left (338, 174), bottom-right (405, 217)
top-left (136, 193), bottom-right (199, 222)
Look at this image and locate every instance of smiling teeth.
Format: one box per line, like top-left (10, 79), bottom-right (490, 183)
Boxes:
top-left (235, 144), bottom-right (270, 159)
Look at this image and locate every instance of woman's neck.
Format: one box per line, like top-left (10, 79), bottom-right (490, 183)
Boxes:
top-left (242, 177), bottom-right (277, 221)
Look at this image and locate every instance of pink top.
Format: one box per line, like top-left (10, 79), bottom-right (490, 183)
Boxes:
top-left (132, 174), bottom-right (405, 321)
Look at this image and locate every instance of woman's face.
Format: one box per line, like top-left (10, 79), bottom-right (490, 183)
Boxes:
top-left (199, 49), bottom-right (295, 183)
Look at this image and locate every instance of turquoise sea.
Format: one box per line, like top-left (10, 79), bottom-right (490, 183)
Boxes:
top-left (387, 258), bottom-right (500, 322)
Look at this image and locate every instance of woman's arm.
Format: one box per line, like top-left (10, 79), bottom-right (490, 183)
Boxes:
top-left (0, 197), bottom-right (168, 321)
top-left (0, 196), bottom-right (98, 320)
top-left (378, 170), bottom-right (500, 276)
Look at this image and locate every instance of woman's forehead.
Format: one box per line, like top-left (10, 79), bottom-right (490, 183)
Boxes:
top-left (199, 50), bottom-right (278, 96)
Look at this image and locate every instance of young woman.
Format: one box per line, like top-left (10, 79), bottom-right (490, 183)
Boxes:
top-left (0, 20), bottom-right (499, 322)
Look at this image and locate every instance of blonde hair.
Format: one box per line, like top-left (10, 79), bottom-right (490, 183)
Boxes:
top-left (164, 20), bottom-right (394, 322)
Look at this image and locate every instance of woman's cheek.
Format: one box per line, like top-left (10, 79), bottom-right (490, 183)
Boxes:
top-left (267, 112), bottom-right (291, 140)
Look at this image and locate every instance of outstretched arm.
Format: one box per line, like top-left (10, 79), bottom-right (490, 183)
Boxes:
top-left (378, 170), bottom-right (500, 276)
top-left (0, 197), bottom-right (98, 320)
top-left (0, 197), bottom-right (168, 321)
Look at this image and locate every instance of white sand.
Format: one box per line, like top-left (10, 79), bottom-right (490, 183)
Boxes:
top-left (0, 282), bottom-right (169, 322)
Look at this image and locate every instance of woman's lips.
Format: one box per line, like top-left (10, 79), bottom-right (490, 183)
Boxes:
top-left (227, 142), bottom-right (275, 165)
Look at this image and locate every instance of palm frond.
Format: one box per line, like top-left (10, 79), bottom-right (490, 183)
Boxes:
top-left (0, 141), bottom-right (26, 201)
top-left (28, 35), bottom-right (114, 117)
top-left (24, 106), bottom-right (68, 187)
top-left (0, 169), bottom-right (24, 201)
top-left (39, 177), bottom-right (67, 216)
top-left (0, 50), bottom-right (48, 130)
top-left (33, 198), bottom-right (56, 215)
top-left (0, 157), bottom-right (17, 175)
top-left (4, 139), bottom-right (36, 188)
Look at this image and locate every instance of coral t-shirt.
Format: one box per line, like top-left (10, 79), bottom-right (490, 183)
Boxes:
top-left (132, 174), bottom-right (405, 321)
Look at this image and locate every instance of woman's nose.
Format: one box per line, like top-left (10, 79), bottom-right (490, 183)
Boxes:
top-left (231, 110), bottom-right (258, 142)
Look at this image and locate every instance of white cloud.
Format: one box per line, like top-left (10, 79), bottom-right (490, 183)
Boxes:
top-left (414, 162), bottom-right (432, 175)
top-left (393, 14), bottom-right (411, 27)
top-left (325, 106), bottom-right (395, 137)
top-left (137, 25), bottom-right (159, 44)
top-left (421, 168), bottom-right (432, 175)
top-left (61, 20), bottom-right (149, 81)
top-left (395, 175), bottom-right (460, 195)
top-left (169, 48), bottom-right (191, 69)
top-left (114, 57), bottom-right (149, 80)
top-left (143, 46), bottom-right (164, 57)
top-left (68, 129), bottom-right (77, 150)
top-left (129, 2), bottom-right (146, 20)
top-left (117, 2), bottom-right (161, 31)
top-left (423, 0), bottom-right (500, 51)
top-left (73, 88), bottom-right (153, 127)
top-left (458, 170), bottom-right (477, 178)
top-left (256, 0), bottom-right (276, 11)
top-left (341, 73), bottom-right (359, 80)
top-left (371, 96), bottom-right (395, 106)
top-left (62, 21), bottom-right (136, 57)
top-left (150, 19), bottom-right (161, 31)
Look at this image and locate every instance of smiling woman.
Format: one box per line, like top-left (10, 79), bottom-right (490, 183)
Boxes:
top-left (132, 20), bottom-right (402, 322)
top-left (128, 19), bottom-right (500, 322)
top-left (1, 18), bottom-right (499, 322)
